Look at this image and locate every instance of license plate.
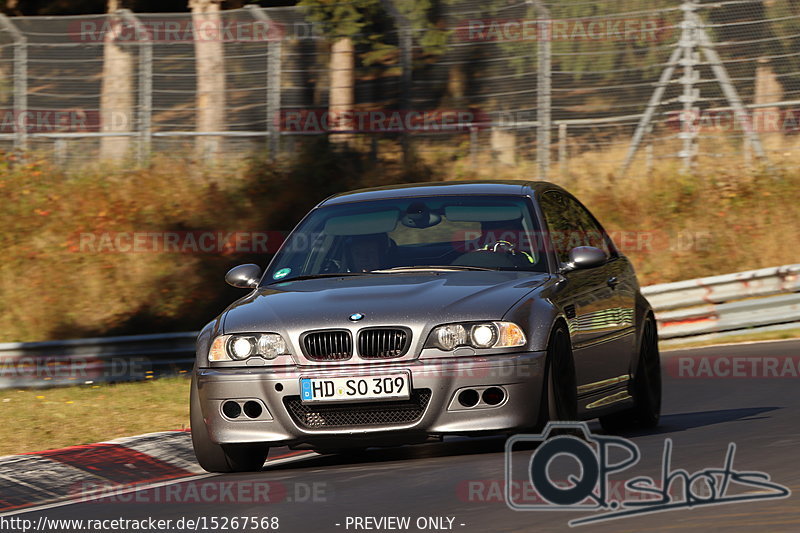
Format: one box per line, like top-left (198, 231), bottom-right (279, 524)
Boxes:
top-left (300, 373), bottom-right (410, 404)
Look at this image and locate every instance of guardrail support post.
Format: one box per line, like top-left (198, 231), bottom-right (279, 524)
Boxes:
top-left (0, 14), bottom-right (27, 152)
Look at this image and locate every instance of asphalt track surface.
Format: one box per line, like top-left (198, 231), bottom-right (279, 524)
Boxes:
top-left (15, 339), bottom-right (800, 532)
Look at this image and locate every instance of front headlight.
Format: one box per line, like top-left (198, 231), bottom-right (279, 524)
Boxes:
top-left (425, 321), bottom-right (526, 351)
top-left (208, 333), bottom-right (290, 362)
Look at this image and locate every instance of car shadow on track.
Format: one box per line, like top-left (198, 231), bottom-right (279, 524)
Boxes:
top-left (599, 406), bottom-right (780, 438)
top-left (263, 435), bottom-right (509, 471)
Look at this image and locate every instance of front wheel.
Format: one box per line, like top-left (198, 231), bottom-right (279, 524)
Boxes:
top-left (599, 316), bottom-right (661, 432)
top-left (532, 324), bottom-right (578, 431)
top-left (190, 375), bottom-right (269, 473)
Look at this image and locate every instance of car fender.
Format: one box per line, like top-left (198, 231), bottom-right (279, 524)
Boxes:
top-left (503, 283), bottom-right (566, 353)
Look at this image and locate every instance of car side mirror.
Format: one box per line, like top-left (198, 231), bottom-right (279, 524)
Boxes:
top-left (225, 264), bottom-right (262, 289)
top-left (563, 246), bottom-right (607, 272)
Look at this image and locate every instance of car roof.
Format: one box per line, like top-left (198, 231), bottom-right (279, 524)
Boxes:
top-left (319, 180), bottom-right (561, 206)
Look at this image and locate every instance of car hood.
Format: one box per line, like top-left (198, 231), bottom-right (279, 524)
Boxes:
top-left (222, 271), bottom-right (549, 334)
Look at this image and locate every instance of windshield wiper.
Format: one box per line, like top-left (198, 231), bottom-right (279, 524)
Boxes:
top-left (264, 272), bottom-right (369, 284)
top-left (370, 265), bottom-right (497, 273)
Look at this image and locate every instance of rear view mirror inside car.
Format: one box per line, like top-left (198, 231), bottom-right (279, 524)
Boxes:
top-left (445, 205), bottom-right (523, 222)
top-left (323, 209), bottom-right (400, 235)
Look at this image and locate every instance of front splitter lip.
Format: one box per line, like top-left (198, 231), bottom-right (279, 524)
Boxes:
top-left (195, 350), bottom-right (546, 446)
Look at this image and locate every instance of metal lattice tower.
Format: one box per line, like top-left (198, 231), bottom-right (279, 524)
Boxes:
top-left (621, 1), bottom-right (766, 175)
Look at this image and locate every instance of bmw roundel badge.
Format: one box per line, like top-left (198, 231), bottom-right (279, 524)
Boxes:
top-left (349, 313), bottom-right (364, 321)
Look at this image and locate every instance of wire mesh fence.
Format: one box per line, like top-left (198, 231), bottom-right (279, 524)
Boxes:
top-left (0, 0), bottom-right (798, 177)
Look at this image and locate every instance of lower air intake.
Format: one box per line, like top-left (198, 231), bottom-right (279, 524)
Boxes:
top-left (284, 389), bottom-right (431, 429)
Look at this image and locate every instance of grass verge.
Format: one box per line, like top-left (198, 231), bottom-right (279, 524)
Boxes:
top-left (0, 376), bottom-right (190, 457)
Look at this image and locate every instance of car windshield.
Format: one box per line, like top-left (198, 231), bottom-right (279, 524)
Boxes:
top-left (263, 195), bottom-right (547, 284)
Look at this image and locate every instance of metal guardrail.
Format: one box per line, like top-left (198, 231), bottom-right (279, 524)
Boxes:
top-left (642, 264), bottom-right (800, 340)
top-left (0, 332), bottom-right (196, 389)
top-left (1, 264), bottom-right (798, 388)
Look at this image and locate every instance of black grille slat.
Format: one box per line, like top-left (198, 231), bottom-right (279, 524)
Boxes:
top-left (284, 389), bottom-right (431, 429)
top-left (358, 328), bottom-right (409, 359)
top-left (303, 330), bottom-right (352, 361)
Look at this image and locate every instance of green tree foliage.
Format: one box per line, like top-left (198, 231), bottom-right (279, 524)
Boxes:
top-left (550, 0), bottom-right (676, 79)
top-left (488, 0), bottom-right (678, 80)
top-left (297, 0), bottom-right (448, 64)
top-left (396, 0), bottom-right (449, 55)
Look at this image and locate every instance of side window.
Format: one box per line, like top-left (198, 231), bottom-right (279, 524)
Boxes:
top-left (562, 196), bottom-right (612, 257)
top-left (539, 191), bottom-right (580, 264)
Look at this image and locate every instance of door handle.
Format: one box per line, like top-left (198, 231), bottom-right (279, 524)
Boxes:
top-left (607, 276), bottom-right (619, 289)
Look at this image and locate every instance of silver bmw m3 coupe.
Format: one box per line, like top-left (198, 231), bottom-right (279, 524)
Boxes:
top-left (191, 181), bottom-right (661, 472)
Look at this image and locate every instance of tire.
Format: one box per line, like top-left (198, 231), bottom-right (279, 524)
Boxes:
top-left (599, 316), bottom-right (661, 432)
top-left (533, 324), bottom-right (578, 431)
top-left (190, 375), bottom-right (269, 473)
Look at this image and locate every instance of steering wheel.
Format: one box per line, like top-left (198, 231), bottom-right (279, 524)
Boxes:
top-left (486, 240), bottom-right (517, 254)
top-left (320, 258), bottom-right (344, 274)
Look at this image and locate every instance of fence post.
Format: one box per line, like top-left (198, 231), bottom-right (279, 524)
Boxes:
top-left (119, 9), bottom-right (152, 165)
top-left (470, 126), bottom-right (478, 168)
top-left (743, 135), bottom-right (752, 167)
top-left (678, 2), bottom-right (700, 173)
top-left (381, 0), bottom-right (412, 163)
top-left (247, 6), bottom-right (282, 158)
top-left (54, 138), bottom-right (67, 166)
top-left (557, 122), bottom-right (567, 177)
top-left (0, 14), bottom-right (27, 152)
top-left (398, 25), bottom-right (412, 162)
top-left (535, 2), bottom-right (551, 180)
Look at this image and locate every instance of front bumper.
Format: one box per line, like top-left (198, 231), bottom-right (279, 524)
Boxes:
top-left (195, 351), bottom-right (546, 447)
